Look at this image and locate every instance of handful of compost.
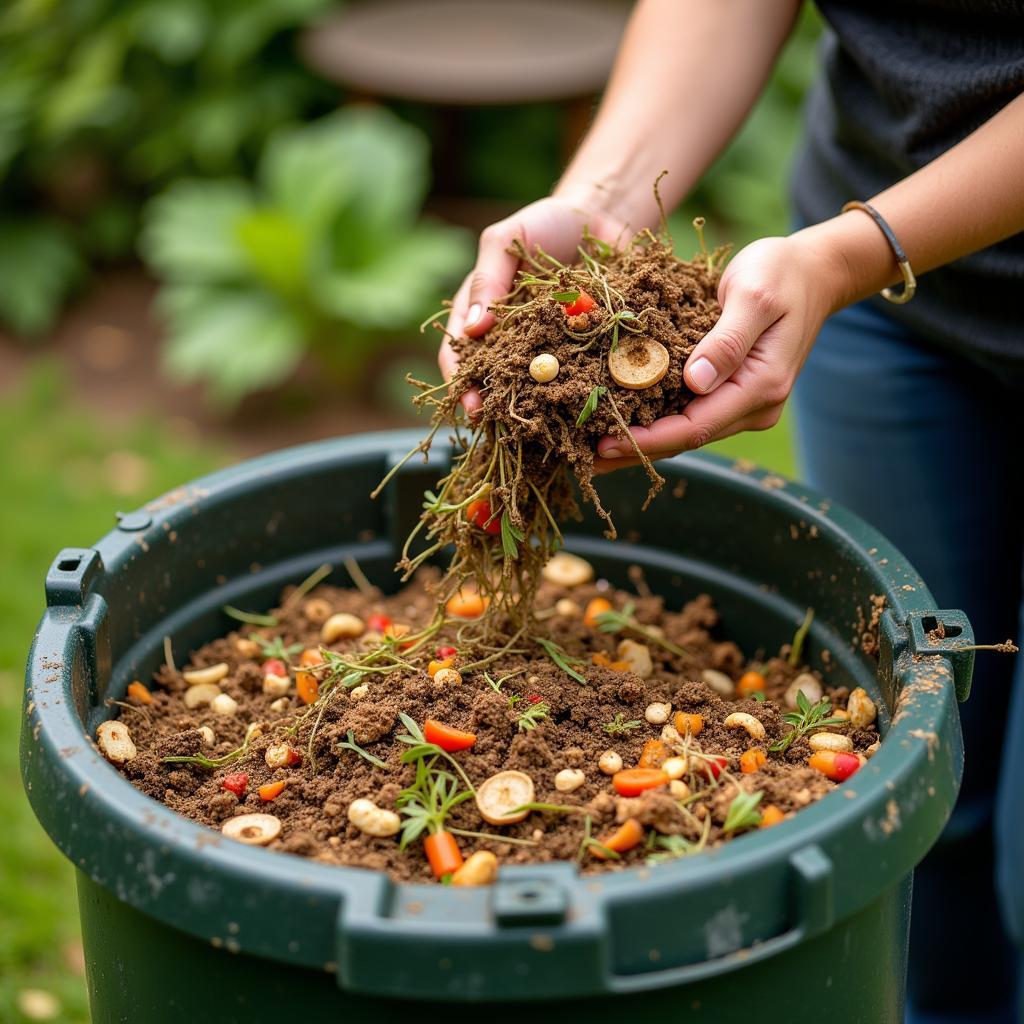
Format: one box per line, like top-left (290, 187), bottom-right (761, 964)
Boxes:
top-left (377, 220), bottom-right (729, 644)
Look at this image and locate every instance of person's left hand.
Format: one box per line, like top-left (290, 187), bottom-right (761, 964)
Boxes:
top-left (594, 233), bottom-right (841, 472)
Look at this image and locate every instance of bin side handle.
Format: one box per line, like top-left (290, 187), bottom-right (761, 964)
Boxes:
top-left (605, 844), bottom-right (834, 993)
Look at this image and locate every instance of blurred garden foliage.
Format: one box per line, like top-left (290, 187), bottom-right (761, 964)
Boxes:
top-left (0, 0), bottom-right (337, 336)
top-left (1, 0), bottom-right (821, 400)
top-left (139, 107), bottom-right (471, 404)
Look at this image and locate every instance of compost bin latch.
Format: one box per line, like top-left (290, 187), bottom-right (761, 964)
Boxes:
top-left (39, 548), bottom-right (112, 719)
top-left (46, 548), bottom-right (104, 607)
top-left (906, 609), bottom-right (975, 702)
top-left (336, 867), bottom-right (610, 1001)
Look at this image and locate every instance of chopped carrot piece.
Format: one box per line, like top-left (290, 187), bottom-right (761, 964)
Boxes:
top-left (127, 681), bottom-right (153, 705)
top-left (428, 657), bottom-right (456, 677)
top-left (609, 660), bottom-right (631, 672)
top-left (737, 671), bottom-right (766, 697)
top-left (591, 651), bottom-right (612, 667)
top-left (612, 768), bottom-right (669, 797)
top-left (295, 648), bottom-right (322, 705)
top-left (740, 748), bottom-right (767, 774)
top-left (258, 780), bottom-right (286, 802)
top-left (761, 804), bottom-right (786, 828)
top-left (591, 817), bottom-right (645, 859)
top-left (638, 739), bottom-right (668, 768)
top-left (445, 589), bottom-right (489, 619)
top-left (424, 719), bottom-right (476, 752)
top-left (673, 711), bottom-right (704, 737)
top-left (424, 831), bottom-right (464, 879)
top-left (584, 597), bottom-right (613, 628)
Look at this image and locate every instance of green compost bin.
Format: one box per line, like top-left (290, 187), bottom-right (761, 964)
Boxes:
top-left (22, 431), bottom-right (975, 1023)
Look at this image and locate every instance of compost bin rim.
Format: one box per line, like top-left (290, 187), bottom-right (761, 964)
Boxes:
top-left (21, 432), bottom-right (968, 1000)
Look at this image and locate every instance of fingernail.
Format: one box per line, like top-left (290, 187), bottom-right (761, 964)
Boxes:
top-left (688, 357), bottom-right (717, 393)
top-left (465, 303), bottom-right (482, 329)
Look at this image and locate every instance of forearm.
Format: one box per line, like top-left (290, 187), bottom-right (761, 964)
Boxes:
top-left (797, 91), bottom-right (1024, 312)
top-left (555, 0), bottom-right (801, 232)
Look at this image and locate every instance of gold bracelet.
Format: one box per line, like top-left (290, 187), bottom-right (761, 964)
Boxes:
top-left (841, 200), bottom-right (917, 305)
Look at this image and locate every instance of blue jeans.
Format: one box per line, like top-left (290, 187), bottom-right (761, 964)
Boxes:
top-left (792, 299), bottom-right (1024, 1023)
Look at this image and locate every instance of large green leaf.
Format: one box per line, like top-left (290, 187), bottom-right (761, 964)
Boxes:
top-left (0, 219), bottom-right (84, 337)
top-left (139, 178), bottom-right (254, 279)
top-left (315, 220), bottom-right (471, 328)
top-left (261, 107), bottom-right (430, 239)
top-left (234, 206), bottom-right (308, 296)
top-left (161, 286), bottom-right (306, 405)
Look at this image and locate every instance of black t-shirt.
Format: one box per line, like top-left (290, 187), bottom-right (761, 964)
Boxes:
top-left (792, 0), bottom-right (1024, 368)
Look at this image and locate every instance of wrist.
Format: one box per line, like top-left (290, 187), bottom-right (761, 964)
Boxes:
top-left (552, 176), bottom-right (634, 236)
top-left (791, 213), bottom-right (903, 314)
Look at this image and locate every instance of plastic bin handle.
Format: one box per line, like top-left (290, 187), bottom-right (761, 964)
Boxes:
top-left (337, 846), bottom-right (833, 1001)
top-left (604, 844), bottom-right (834, 993)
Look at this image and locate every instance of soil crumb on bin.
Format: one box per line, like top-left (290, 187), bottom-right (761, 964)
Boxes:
top-left (107, 569), bottom-right (881, 883)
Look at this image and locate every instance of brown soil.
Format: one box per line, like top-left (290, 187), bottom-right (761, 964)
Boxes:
top-left (386, 229), bottom-right (726, 643)
top-left (444, 235), bottom-right (723, 530)
top-left (107, 566), bottom-right (879, 883)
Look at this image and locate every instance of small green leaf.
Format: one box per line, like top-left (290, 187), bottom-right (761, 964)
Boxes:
top-left (551, 290), bottom-right (580, 303)
top-left (500, 512), bottom-right (525, 560)
top-left (535, 636), bottom-right (587, 685)
top-left (789, 607), bottom-right (815, 667)
top-left (723, 790), bottom-right (764, 834)
top-left (575, 385), bottom-right (608, 427)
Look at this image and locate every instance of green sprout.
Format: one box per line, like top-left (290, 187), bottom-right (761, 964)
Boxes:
top-left (770, 691), bottom-right (847, 754)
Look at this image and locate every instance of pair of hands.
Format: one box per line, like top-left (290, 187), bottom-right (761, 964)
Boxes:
top-left (439, 195), bottom-right (839, 472)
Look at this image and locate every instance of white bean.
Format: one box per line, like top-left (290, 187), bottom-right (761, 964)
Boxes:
top-left (183, 683), bottom-right (220, 709)
top-left (183, 662), bottom-right (229, 687)
top-left (210, 693), bottom-right (238, 717)
top-left (262, 673), bottom-right (291, 697)
top-left (347, 798), bottom-right (401, 837)
top-left (554, 768), bottom-right (586, 793)
top-left (620, 640), bottom-right (654, 679)
top-left (529, 353), bottom-right (560, 384)
top-left (724, 712), bottom-right (766, 740)
top-left (785, 673), bottom-right (823, 709)
top-left (644, 701), bottom-right (671, 725)
top-left (321, 613), bottom-right (365, 643)
top-left (96, 720), bottom-right (136, 764)
top-left (598, 750), bottom-right (622, 775)
top-left (809, 732), bottom-right (853, 753)
top-left (701, 669), bottom-right (735, 696)
top-left (432, 668), bottom-right (462, 687)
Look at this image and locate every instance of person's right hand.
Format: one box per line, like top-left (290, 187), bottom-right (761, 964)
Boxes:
top-left (439, 192), bottom-right (627, 414)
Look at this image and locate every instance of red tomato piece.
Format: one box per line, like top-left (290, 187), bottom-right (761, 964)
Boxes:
top-left (435, 645), bottom-right (458, 659)
top-left (561, 289), bottom-right (597, 317)
top-left (262, 658), bottom-right (287, 677)
top-left (423, 719), bottom-right (477, 753)
top-left (466, 498), bottom-right (501, 535)
top-left (367, 613), bottom-right (392, 633)
top-left (221, 772), bottom-right (248, 798)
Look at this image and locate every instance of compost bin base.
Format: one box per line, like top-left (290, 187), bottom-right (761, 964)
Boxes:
top-left (76, 868), bottom-right (910, 1021)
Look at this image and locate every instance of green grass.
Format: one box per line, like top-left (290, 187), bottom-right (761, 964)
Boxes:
top-left (0, 361), bottom-right (793, 1022)
top-left (710, 408), bottom-right (796, 477)
top-left (0, 364), bottom-right (226, 1023)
